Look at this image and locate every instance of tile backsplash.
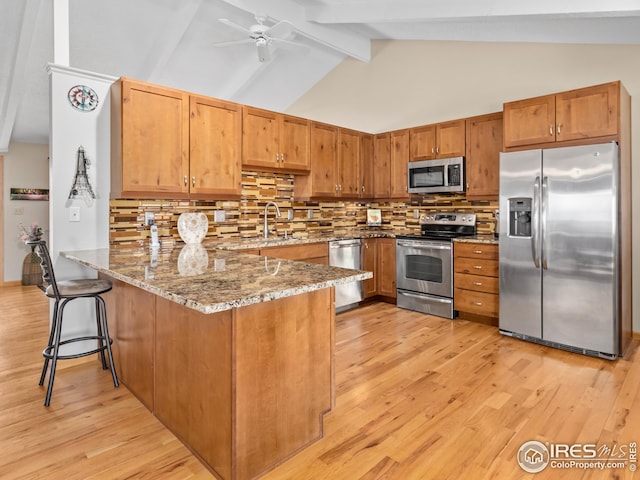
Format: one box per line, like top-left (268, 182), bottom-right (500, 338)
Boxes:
top-left (110, 171), bottom-right (498, 246)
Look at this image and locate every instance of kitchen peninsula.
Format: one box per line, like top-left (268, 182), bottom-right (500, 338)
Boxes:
top-left (61, 245), bottom-right (371, 480)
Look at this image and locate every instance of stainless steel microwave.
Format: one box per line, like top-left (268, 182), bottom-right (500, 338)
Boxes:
top-left (407, 157), bottom-right (465, 194)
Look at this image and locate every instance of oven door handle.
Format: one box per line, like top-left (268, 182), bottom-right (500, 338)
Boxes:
top-left (397, 291), bottom-right (452, 303)
top-left (397, 241), bottom-right (451, 250)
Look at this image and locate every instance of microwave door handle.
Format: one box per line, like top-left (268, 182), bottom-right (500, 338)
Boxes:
top-left (532, 176), bottom-right (540, 268)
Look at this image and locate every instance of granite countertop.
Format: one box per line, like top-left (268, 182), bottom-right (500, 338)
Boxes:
top-left (453, 234), bottom-right (499, 245)
top-left (61, 246), bottom-right (372, 315)
top-left (211, 228), bottom-right (413, 250)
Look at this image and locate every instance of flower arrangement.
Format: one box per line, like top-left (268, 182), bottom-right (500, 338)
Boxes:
top-left (19, 221), bottom-right (45, 243)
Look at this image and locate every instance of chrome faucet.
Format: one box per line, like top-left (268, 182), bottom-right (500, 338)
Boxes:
top-left (263, 201), bottom-right (282, 238)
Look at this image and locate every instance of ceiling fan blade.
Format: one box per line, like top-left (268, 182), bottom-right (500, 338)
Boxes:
top-left (264, 20), bottom-right (293, 39)
top-left (219, 18), bottom-right (250, 35)
top-left (271, 37), bottom-right (309, 52)
top-left (212, 38), bottom-right (253, 48)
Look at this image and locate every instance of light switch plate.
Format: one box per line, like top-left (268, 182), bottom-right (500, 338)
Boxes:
top-left (214, 210), bottom-right (226, 223)
top-left (69, 207), bottom-right (80, 222)
top-left (287, 209), bottom-right (294, 220)
top-left (414, 209), bottom-right (420, 219)
top-left (307, 209), bottom-right (313, 220)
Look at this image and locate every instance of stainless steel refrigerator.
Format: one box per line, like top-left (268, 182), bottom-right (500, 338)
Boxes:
top-left (499, 142), bottom-right (627, 359)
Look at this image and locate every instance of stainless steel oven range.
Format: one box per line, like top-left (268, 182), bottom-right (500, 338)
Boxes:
top-left (396, 213), bottom-right (476, 318)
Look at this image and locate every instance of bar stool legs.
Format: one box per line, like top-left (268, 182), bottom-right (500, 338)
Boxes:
top-left (40, 296), bottom-right (119, 407)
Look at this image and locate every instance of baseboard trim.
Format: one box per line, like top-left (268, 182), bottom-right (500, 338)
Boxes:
top-left (1, 280), bottom-right (23, 287)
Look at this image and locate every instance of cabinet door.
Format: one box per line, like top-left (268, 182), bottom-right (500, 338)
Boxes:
top-left (360, 134), bottom-right (374, 199)
top-left (310, 122), bottom-right (339, 197)
top-left (390, 130), bottom-right (410, 199)
top-left (503, 95), bottom-right (556, 148)
top-left (555, 82), bottom-right (619, 141)
top-left (121, 80), bottom-right (189, 195)
top-left (465, 112), bottom-right (503, 199)
top-left (189, 96), bottom-right (242, 197)
top-left (338, 129), bottom-right (361, 198)
top-left (280, 115), bottom-right (310, 172)
top-left (242, 107), bottom-right (279, 169)
top-left (377, 238), bottom-right (396, 298)
top-left (362, 238), bottom-right (377, 298)
top-left (436, 120), bottom-right (465, 158)
top-left (373, 133), bottom-right (391, 199)
top-left (409, 125), bottom-right (436, 161)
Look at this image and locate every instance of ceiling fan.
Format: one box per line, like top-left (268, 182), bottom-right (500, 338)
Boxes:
top-left (213, 15), bottom-right (308, 62)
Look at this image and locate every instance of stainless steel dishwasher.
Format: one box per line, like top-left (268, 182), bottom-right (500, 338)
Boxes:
top-left (329, 239), bottom-right (363, 312)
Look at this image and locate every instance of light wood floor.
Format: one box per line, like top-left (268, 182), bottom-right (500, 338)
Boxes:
top-left (1, 284), bottom-right (638, 479)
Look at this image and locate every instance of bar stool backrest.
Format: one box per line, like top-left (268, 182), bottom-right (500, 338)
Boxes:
top-left (26, 240), bottom-right (61, 300)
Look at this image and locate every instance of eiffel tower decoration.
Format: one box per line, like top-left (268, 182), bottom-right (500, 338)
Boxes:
top-left (68, 146), bottom-right (96, 200)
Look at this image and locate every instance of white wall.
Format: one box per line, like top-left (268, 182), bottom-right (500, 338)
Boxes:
top-left (287, 40), bottom-right (640, 333)
top-left (3, 141), bottom-right (49, 281)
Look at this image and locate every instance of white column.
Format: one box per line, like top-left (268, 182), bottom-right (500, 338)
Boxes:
top-left (52, 0), bottom-right (70, 66)
top-left (48, 64), bottom-right (116, 351)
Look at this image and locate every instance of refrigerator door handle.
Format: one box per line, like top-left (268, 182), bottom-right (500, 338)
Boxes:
top-left (541, 176), bottom-right (549, 270)
top-left (532, 176), bottom-right (541, 268)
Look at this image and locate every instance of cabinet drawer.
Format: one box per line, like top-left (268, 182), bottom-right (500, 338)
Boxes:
top-left (454, 273), bottom-right (498, 294)
top-left (454, 288), bottom-right (499, 317)
top-left (261, 242), bottom-right (328, 261)
top-left (455, 242), bottom-right (498, 260)
top-left (454, 257), bottom-right (499, 277)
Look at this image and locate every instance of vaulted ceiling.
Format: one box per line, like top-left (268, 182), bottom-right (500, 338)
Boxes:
top-left (2, 0), bottom-right (640, 152)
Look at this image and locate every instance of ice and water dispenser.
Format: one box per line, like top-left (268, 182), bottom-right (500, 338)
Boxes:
top-left (508, 198), bottom-right (532, 237)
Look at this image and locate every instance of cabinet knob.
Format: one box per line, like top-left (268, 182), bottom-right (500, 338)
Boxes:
top-left (431, 147), bottom-right (435, 154)
top-left (361, 185), bottom-right (365, 193)
top-left (281, 153), bottom-right (286, 162)
top-left (192, 176), bottom-right (196, 187)
top-left (184, 175), bottom-right (188, 186)
top-left (557, 123), bottom-right (562, 135)
top-left (473, 281), bottom-right (483, 286)
top-left (472, 265), bottom-right (483, 269)
top-left (473, 301), bottom-right (483, 306)
top-left (473, 250), bottom-right (483, 254)
top-left (436, 146), bottom-right (439, 154)
top-left (549, 125), bottom-right (554, 136)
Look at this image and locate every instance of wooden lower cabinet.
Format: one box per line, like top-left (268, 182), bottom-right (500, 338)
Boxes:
top-left (105, 280), bottom-right (335, 480)
top-left (361, 237), bottom-right (396, 300)
top-left (454, 242), bottom-right (499, 321)
top-left (362, 238), bottom-right (378, 298)
top-left (260, 242), bottom-right (328, 265)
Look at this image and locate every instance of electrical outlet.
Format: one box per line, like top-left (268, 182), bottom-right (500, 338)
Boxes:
top-left (214, 210), bottom-right (226, 223)
top-left (144, 212), bottom-right (155, 226)
top-left (287, 209), bottom-right (294, 220)
top-left (414, 209), bottom-right (420, 219)
top-left (307, 209), bottom-right (313, 220)
top-left (69, 207), bottom-right (80, 222)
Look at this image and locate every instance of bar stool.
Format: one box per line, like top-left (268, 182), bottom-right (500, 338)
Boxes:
top-left (28, 240), bottom-right (119, 406)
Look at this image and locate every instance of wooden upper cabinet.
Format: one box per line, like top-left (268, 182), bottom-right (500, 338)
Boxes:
top-left (242, 107), bottom-right (279, 169)
top-left (113, 79), bottom-right (190, 197)
top-left (436, 120), bottom-right (466, 158)
top-left (504, 81), bottom-right (621, 149)
top-left (338, 128), bottom-right (361, 199)
top-left (409, 120), bottom-right (465, 161)
top-left (555, 82), bottom-right (619, 141)
top-left (360, 134), bottom-right (374, 199)
top-left (465, 112), bottom-right (503, 200)
top-left (409, 125), bottom-right (436, 161)
top-left (503, 95), bottom-right (556, 148)
top-left (242, 107), bottom-right (310, 173)
top-left (189, 96), bottom-right (242, 197)
top-left (309, 122), bottom-right (339, 197)
top-left (373, 133), bottom-right (391, 199)
top-left (280, 115), bottom-right (310, 171)
top-left (390, 129), bottom-right (409, 200)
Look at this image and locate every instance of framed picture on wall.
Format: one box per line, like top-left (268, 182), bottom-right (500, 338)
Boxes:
top-left (10, 188), bottom-right (49, 201)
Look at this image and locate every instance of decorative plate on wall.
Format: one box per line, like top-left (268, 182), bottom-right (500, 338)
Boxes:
top-left (67, 85), bottom-right (99, 112)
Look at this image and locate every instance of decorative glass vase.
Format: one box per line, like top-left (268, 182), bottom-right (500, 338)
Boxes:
top-left (177, 212), bottom-right (208, 244)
